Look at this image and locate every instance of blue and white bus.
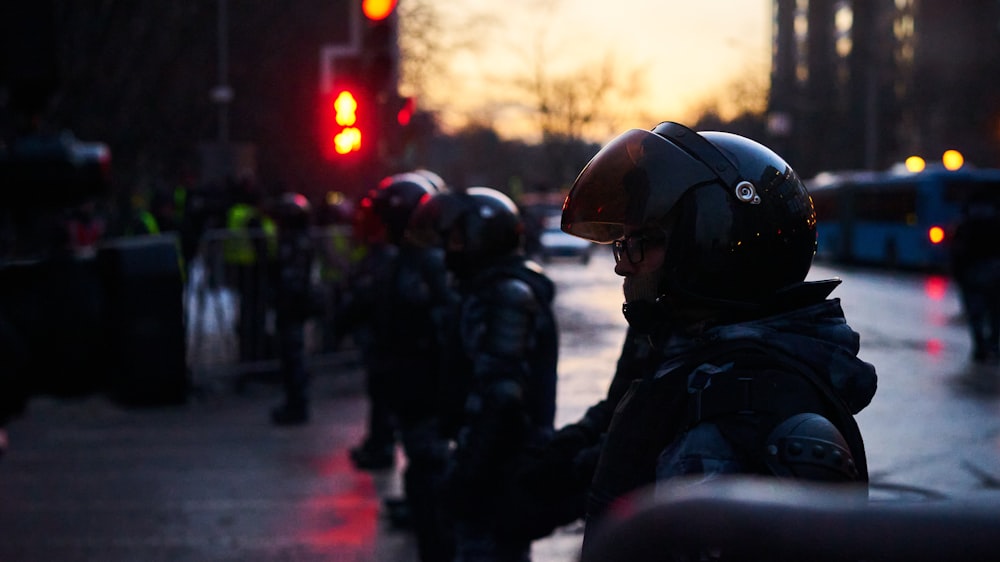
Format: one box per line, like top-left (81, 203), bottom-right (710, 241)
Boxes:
top-left (806, 166), bottom-right (1000, 270)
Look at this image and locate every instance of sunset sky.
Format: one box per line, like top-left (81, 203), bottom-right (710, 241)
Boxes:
top-left (417, 0), bottom-right (773, 143)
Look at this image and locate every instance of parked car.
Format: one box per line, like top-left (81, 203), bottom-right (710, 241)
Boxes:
top-left (537, 226), bottom-right (594, 264)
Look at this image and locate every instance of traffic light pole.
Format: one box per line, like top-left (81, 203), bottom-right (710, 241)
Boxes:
top-left (319, 0), bottom-right (362, 95)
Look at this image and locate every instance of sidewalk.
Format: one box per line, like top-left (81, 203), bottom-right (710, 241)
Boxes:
top-left (0, 363), bottom-right (584, 562)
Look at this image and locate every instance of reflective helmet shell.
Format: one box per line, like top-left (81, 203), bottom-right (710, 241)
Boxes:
top-left (408, 186), bottom-right (524, 273)
top-left (352, 189), bottom-right (385, 245)
top-left (274, 192), bottom-right (312, 229)
top-left (371, 172), bottom-right (438, 243)
top-left (319, 191), bottom-right (355, 225)
top-left (562, 121), bottom-right (816, 304)
top-left (412, 168), bottom-right (449, 193)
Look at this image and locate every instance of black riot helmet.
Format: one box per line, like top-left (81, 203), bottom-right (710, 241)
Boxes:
top-left (408, 186), bottom-right (524, 277)
top-left (370, 172), bottom-right (440, 244)
top-left (274, 192), bottom-right (312, 230)
top-left (412, 168), bottom-right (449, 193)
top-left (562, 121), bottom-right (817, 310)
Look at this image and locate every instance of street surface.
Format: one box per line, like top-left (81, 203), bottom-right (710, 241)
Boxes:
top-left (2, 250), bottom-right (1000, 560)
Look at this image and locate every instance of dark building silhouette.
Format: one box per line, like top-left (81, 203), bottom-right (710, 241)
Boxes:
top-left (768, 0), bottom-right (1000, 177)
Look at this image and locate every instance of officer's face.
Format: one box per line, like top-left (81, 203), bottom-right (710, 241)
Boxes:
top-left (615, 228), bottom-right (667, 304)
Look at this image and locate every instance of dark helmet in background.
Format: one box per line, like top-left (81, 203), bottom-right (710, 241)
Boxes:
top-left (273, 192), bottom-right (312, 230)
top-left (370, 172), bottom-right (440, 244)
top-left (412, 168), bottom-right (449, 193)
top-left (562, 121), bottom-right (817, 309)
top-left (317, 190), bottom-right (355, 226)
top-left (408, 186), bottom-right (524, 277)
top-left (351, 188), bottom-right (385, 245)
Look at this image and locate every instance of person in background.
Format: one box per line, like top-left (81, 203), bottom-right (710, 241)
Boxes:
top-left (269, 192), bottom-right (316, 426)
top-left (559, 121), bottom-right (877, 558)
top-left (338, 188), bottom-right (399, 470)
top-left (364, 172), bottom-right (456, 560)
top-left (122, 191), bottom-right (161, 236)
top-left (408, 186), bottom-right (559, 562)
top-left (315, 191), bottom-right (366, 353)
top-left (949, 191), bottom-right (1000, 364)
top-left (222, 179), bottom-right (276, 363)
top-left (64, 198), bottom-right (106, 259)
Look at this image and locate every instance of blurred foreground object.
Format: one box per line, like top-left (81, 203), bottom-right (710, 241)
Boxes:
top-left (581, 476), bottom-right (1000, 562)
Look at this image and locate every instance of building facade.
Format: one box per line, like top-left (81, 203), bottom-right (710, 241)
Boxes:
top-left (768, 0), bottom-right (1000, 177)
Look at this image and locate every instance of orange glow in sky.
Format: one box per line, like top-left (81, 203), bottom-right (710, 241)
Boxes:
top-left (424, 1), bottom-right (772, 142)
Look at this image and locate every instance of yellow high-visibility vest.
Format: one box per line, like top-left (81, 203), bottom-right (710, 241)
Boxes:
top-left (223, 203), bottom-right (276, 265)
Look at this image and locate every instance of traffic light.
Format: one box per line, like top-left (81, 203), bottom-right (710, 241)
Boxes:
top-left (318, 1), bottom-right (402, 169)
top-left (361, 0), bottom-right (399, 98)
top-left (321, 86), bottom-right (360, 161)
top-left (396, 96), bottom-right (415, 126)
top-left (332, 90), bottom-right (361, 155)
top-left (362, 0), bottom-right (397, 21)
top-left (320, 54), bottom-right (374, 163)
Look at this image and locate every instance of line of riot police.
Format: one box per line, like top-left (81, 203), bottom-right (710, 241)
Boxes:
top-left (331, 121), bottom-right (884, 562)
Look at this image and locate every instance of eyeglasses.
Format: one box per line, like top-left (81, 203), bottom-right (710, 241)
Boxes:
top-left (612, 232), bottom-right (665, 264)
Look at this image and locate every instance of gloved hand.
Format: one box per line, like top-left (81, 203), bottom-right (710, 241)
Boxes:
top-left (517, 422), bottom-right (599, 493)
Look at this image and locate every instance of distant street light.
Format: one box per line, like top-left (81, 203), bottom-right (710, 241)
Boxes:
top-left (210, 85), bottom-right (233, 104)
top-left (905, 155), bottom-right (925, 173)
top-left (213, 0), bottom-right (231, 144)
top-left (942, 149), bottom-right (964, 170)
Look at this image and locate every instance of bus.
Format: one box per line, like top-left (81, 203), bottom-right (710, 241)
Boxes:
top-left (806, 166), bottom-right (1000, 270)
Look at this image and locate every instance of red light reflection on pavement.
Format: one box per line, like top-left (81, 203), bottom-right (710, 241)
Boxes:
top-left (924, 276), bottom-right (948, 301)
top-left (300, 452), bottom-right (380, 550)
top-left (925, 339), bottom-right (944, 355)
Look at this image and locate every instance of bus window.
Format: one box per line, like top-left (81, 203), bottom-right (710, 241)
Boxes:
top-left (809, 186), bottom-right (844, 221)
top-left (943, 178), bottom-right (1000, 206)
top-left (853, 182), bottom-right (917, 223)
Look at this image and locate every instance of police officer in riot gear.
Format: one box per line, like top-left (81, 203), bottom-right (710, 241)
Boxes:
top-left (559, 122), bottom-right (878, 555)
top-left (408, 187), bottom-right (559, 562)
top-left (949, 191), bottom-right (1000, 364)
top-left (339, 172), bottom-right (457, 560)
top-left (515, 322), bottom-right (660, 534)
top-left (341, 186), bottom-right (399, 469)
top-left (376, 172), bottom-right (455, 560)
top-left (270, 192), bottom-right (315, 426)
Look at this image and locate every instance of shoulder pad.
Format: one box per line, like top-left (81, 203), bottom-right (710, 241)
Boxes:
top-left (764, 412), bottom-right (861, 482)
top-left (490, 277), bottom-right (539, 309)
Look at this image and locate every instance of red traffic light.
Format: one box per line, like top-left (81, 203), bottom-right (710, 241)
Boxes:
top-left (362, 0), bottom-right (397, 21)
top-left (397, 96), bottom-right (415, 126)
top-left (333, 90), bottom-right (361, 155)
top-left (321, 89), bottom-right (366, 159)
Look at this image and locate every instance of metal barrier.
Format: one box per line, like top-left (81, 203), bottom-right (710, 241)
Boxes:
top-left (185, 226), bottom-right (361, 388)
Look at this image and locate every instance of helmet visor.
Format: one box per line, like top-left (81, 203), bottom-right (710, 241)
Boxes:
top-left (405, 191), bottom-right (467, 248)
top-left (561, 128), bottom-right (720, 243)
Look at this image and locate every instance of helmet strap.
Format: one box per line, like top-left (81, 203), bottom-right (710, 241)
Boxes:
top-left (621, 299), bottom-right (667, 333)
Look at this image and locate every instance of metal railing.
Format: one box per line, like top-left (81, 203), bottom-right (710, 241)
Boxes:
top-left (184, 226), bottom-right (361, 388)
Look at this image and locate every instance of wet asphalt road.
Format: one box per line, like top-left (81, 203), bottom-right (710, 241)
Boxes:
top-left (2, 251), bottom-right (1000, 560)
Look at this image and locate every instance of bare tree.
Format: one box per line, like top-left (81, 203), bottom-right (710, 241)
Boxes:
top-left (397, 0), bottom-right (496, 105)
top-left (514, 51), bottom-right (650, 144)
top-left (689, 63), bottom-right (770, 125)
top-left (497, 15), bottom-right (648, 188)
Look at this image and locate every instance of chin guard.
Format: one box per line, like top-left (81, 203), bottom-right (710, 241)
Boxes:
top-left (622, 299), bottom-right (665, 333)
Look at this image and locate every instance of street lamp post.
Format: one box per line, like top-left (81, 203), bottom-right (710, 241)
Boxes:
top-left (211, 0), bottom-right (233, 144)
